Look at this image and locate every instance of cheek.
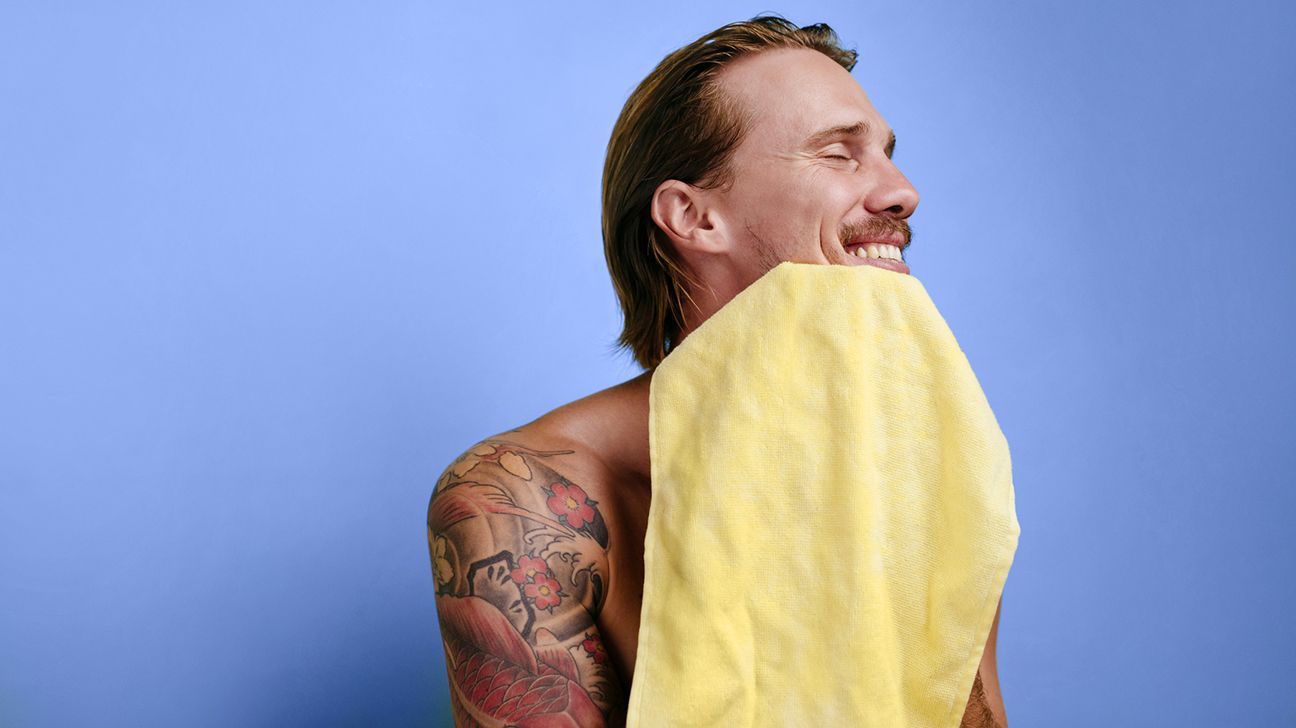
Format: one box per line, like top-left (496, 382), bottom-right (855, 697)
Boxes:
top-left (815, 174), bottom-right (860, 208)
top-left (739, 173), bottom-right (825, 227)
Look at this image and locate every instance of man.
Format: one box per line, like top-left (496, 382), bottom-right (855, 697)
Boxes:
top-left (428, 16), bottom-right (1007, 727)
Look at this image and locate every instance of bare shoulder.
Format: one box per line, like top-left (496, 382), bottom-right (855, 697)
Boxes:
top-left (430, 425), bottom-right (615, 621)
top-left (427, 418), bottom-right (625, 726)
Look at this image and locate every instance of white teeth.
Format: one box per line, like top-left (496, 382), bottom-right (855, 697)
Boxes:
top-left (849, 243), bottom-right (903, 261)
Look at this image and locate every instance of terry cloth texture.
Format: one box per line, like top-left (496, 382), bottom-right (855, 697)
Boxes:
top-left (626, 262), bottom-right (1021, 728)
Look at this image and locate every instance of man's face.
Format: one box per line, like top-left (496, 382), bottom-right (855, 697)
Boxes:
top-left (711, 48), bottom-right (919, 283)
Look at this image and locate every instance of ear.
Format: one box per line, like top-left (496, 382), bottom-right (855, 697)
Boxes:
top-left (650, 179), bottom-right (730, 256)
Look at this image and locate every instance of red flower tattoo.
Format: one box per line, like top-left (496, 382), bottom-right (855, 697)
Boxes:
top-left (524, 574), bottom-right (563, 610)
top-left (510, 554), bottom-right (549, 584)
top-left (546, 482), bottom-right (597, 529)
top-left (582, 632), bottom-right (608, 664)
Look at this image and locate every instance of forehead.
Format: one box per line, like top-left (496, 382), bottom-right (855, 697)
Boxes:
top-left (717, 47), bottom-right (885, 151)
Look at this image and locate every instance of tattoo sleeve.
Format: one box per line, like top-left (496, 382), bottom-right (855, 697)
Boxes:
top-left (428, 439), bottom-right (623, 727)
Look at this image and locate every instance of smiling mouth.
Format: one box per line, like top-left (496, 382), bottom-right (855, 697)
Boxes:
top-left (840, 241), bottom-right (910, 274)
top-left (837, 218), bottom-right (912, 274)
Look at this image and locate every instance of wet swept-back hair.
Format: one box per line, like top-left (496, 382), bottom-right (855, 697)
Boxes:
top-left (602, 15), bottom-right (857, 370)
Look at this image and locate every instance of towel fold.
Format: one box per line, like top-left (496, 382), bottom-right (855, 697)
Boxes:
top-left (627, 261), bottom-right (1020, 727)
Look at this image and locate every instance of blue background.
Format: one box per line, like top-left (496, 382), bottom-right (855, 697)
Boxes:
top-left (2, 2), bottom-right (1293, 726)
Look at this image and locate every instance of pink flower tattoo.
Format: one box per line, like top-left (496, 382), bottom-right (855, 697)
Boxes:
top-left (510, 554), bottom-right (550, 584)
top-left (582, 632), bottom-right (608, 664)
top-left (545, 482), bottom-right (597, 529)
top-left (524, 574), bottom-right (563, 610)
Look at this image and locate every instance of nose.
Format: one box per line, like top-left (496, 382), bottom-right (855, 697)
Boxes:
top-left (863, 157), bottom-right (920, 219)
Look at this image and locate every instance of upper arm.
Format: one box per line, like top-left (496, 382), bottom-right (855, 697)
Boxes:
top-left (428, 438), bottom-right (623, 727)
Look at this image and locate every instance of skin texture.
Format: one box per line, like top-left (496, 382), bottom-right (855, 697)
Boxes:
top-left (429, 47), bottom-right (1007, 728)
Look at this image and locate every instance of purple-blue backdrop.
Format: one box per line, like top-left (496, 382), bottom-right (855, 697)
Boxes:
top-left (2, 2), bottom-right (1293, 726)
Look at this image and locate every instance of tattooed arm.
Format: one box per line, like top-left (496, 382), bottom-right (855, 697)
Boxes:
top-left (428, 438), bottom-right (624, 727)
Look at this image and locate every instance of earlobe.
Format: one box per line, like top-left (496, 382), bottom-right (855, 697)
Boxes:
top-left (651, 180), bottom-right (726, 255)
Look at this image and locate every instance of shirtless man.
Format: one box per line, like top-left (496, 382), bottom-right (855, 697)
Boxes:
top-left (428, 16), bottom-right (1007, 727)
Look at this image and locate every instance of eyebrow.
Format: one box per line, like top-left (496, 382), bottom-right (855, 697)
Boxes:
top-left (803, 121), bottom-right (897, 158)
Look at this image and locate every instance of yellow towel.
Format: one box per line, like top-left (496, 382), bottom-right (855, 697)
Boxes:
top-left (627, 261), bottom-right (1020, 727)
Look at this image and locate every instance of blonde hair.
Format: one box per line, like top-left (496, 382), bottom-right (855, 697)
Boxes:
top-left (602, 15), bottom-right (857, 370)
